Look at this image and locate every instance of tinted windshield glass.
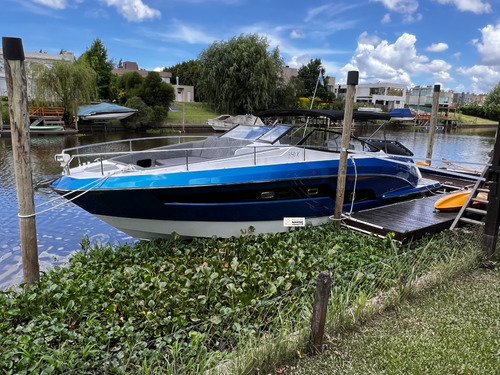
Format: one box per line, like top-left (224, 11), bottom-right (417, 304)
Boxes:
top-left (257, 125), bottom-right (293, 143)
top-left (221, 125), bottom-right (272, 140)
top-left (300, 129), bottom-right (379, 152)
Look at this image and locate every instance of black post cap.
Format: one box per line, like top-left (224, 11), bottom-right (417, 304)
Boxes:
top-left (2, 37), bottom-right (25, 61)
top-left (433, 84), bottom-right (441, 92)
top-left (347, 71), bottom-right (359, 86)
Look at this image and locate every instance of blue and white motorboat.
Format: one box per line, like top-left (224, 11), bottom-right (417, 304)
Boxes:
top-left (50, 110), bottom-right (441, 239)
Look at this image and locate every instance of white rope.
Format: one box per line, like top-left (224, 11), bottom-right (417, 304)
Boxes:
top-left (329, 155), bottom-right (358, 223)
top-left (17, 173), bottom-right (114, 219)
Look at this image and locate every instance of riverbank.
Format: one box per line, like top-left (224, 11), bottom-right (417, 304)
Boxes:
top-left (292, 265), bottom-right (500, 374)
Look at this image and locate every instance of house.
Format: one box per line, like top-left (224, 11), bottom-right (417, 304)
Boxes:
top-left (112, 61), bottom-right (195, 102)
top-left (0, 49), bottom-right (75, 99)
top-left (334, 82), bottom-right (407, 111)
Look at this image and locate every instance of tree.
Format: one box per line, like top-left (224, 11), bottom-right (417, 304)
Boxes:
top-left (297, 59), bottom-right (331, 101)
top-left (274, 76), bottom-right (304, 109)
top-left (110, 71), bottom-right (144, 104)
top-left (79, 38), bottom-right (114, 99)
top-left (124, 96), bottom-right (152, 125)
top-left (197, 34), bottom-right (284, 114)
top-left (484, 82), bottom-right (500, 121)
top-left (139, 72), bottom-right (175, 109)
top-left (31, 60), bottom-right (97, 123)
top-left (165, 60), bottom-right (202, 101)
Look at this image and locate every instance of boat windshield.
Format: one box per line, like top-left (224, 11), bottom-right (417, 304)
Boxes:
top-left (221, 124), bottom-right (292, 144)
top-left (298, 128), bottom-right (381, 153)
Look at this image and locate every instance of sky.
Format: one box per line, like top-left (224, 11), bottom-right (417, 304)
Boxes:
top-left (2, 0), bottom-right (500, 94)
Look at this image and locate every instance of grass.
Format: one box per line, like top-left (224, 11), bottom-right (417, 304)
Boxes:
top-left (455, 113), bottom-right (498, 125)
top-left (291, 265), bottom-right (500, 375)
top-left (165, 102), bottom-right (218, 124)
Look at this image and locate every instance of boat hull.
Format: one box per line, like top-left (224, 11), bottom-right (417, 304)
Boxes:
top-left (52, 159), bottom-right (439, 239)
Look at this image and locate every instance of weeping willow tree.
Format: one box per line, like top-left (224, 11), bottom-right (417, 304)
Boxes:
top-left (197, 34), bottom-right (284, 114)
top-left (30, 60), bottom-right (97, 123)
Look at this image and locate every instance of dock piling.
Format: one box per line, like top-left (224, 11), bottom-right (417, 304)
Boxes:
top-left (2, 36), bottom-right (40, 287)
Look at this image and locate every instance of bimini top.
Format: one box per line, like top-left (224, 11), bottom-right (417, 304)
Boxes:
top-left (255, 108), bottom-right (391, 121)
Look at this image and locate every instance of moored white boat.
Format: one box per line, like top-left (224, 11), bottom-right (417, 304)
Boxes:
top-left (207, 114), bottom-right (264, 132)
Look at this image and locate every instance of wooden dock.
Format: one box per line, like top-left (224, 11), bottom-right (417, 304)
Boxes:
top-left (342, 194), bottom-right (458, 242)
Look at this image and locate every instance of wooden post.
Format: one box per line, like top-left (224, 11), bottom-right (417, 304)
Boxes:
top-left (2, 37), bottom-right (40, 287)
top-left (310, 271), bottom-right (332, 353)
top-left (333, 71), bottom-right (358, 226)
top-left (425, 84), bottom-right (440, 165)
top-left (73, 100), bottom-right (78, 131)
top-left (482, 128), bottom-right (500, 258)
top-left (182, 103), bottom-right (185, 133)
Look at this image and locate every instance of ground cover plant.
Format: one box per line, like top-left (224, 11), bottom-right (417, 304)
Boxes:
top-left (292, 266), bottom-right (500, 375)
top-left (0, 225), bottom-right (480, 374)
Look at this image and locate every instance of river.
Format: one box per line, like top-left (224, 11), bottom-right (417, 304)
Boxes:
top-left (0, 126), bottom-right (496, 289)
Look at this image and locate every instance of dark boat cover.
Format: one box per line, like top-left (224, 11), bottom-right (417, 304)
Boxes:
top-left (255, 108), bottom-right (391, 121)
top-left (389, 108), bottom-right (414, 119)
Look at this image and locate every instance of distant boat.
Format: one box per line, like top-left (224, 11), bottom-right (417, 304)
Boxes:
top-left (207, 114), bottom-right (264, 132)
top-left (389, 108), bottom-right (415, 122)
top-left (434, 190), bottom-right (487, 212)
top-left (78, 103), bottom-right (138, 121)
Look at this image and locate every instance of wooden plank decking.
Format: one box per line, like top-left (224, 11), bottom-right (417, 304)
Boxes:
top-left (342, 194), bottom-right (458, 241)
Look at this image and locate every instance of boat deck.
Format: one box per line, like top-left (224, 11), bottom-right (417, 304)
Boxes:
top-left (342, 194), bottom-right (457, 242)
top-left (342, 171), bottom-right (480, 241)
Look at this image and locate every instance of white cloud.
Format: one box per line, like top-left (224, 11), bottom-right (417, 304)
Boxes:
top-left (100, 0), bottom-right (160, 22)
top-left (33, 0), bottom-right (67, 9)
top-left (381, 13), bottom-right (391, 24)
top-left (475, 24), bottom-right (500, 66)
top-left (286, 55), bottom-right (313, 69)
top-left (434, 0), bottom-right (492, 14)
top-left (340, 32), bottom-right (455, 87)
top-left (370, 0), bottom-right (421, 22)
top-left (426, 42), bottom-right (448, 52)
top-left (290, 30), bottom-right (305, 39)
top-left (146, 20), bottom-right (216, 45)
top-left (457, 65), bottom-right (500, 94)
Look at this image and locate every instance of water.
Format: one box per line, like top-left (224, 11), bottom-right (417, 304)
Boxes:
top-left (0, 126), bottom-right (496, 289)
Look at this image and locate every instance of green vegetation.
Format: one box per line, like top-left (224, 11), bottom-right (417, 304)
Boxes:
top-left (30, 60), bottom-right (97, 123)
top-left (197, 34), bottom-right (287, 113)
top-left (0, 225), bottom-right (482, 374)
top-left (293, 267), bottom-right (500, 375)
top-left (1, 98), bottom-right (9, 124)
top-left (164, 102), bottom-right (218, 124)
top-left (78, 38), bottom-right (114, 100)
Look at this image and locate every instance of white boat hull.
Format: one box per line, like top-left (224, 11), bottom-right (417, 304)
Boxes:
top-left (96, 214), bottom-right (332, 239)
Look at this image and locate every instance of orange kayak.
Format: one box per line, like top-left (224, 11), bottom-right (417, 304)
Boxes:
top-left (434, 190), bottom-right (487, 212)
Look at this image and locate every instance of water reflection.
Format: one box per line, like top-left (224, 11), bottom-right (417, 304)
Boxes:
top-left (0, 127), bottom-right (496, 289)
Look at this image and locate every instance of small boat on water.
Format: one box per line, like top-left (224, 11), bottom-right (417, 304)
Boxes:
top-left (434, 190), bottom-right (488, 212)
top-left (50, 109), bottom-right (441, 239)
top-left (77, 103), bottom-right (138, 121)
top-left (207, 114), bottom-right (264, 132)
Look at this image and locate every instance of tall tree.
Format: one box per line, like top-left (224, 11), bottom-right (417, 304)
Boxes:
top-left (31, 60), bottom-right (97, 123)
top-left (297, 59), bottom-right (331, 101)
top-left (197, 34), bottom-right (284, 114)
top-left (484, 82), bottom-right (500, 121)
top-left (79, 38), bottom-right (114, 99)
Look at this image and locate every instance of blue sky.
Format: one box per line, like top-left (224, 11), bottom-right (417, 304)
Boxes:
top-left (2, 0), bottom-right (499, 94)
